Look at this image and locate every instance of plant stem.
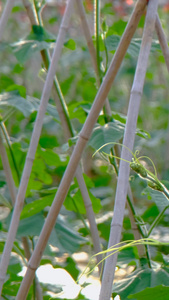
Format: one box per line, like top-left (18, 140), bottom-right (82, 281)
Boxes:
top-left (0, 130), bottom-right (16, 206)
top-left (147, 205), bottom-right (169, 237)
top-left (99, 1), bottom-right (159, 298)
top-left (0, 122), bottom-right (20, 184)
top-left (95, 0), bottom-right (101, 80)
top-left (15, 1), bottom-right (148, 298)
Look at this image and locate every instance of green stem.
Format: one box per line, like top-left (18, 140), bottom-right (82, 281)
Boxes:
top-left (72, 198), bottom-right (90, 235)
top-left (0, 123), bottom-right (20, 184)
top-left (127, 195), bottom-right (151, 268)
top-left (95, 0), bottom-right (101, 81)
top-left (147, 205), bottom-right (169, 237)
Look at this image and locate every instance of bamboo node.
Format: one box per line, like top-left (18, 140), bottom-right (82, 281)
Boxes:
top-left (79, 133), bottom-right (89, 142)
top-left (27, 263), bottom-right (38, 271)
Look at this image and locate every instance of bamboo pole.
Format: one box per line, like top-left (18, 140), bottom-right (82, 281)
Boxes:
top-left (77, 0), bottom-right (147, 259)
top-left (155, 14), bottom-right (169, 71)
top-left (0, 0), bottom-right (15, 41)
top-left (15, 1), bottom-right (148, 298)
top-left (22, 0), bottom-right (103, 272)
top-left (0, 0), bottom-right (75, 294)
top-left (0, 129), bottom-right (43, 299)
top-left (99, 1), bottom-right (159, 299)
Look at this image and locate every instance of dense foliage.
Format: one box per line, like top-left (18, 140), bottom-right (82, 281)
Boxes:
top-left (0, 0), bottom-right (169, 299)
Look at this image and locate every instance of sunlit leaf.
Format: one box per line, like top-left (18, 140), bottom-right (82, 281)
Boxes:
top-left (128, 285), bottom-right (169, 300)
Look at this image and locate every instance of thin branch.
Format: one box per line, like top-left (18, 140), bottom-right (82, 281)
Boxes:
top-left (99, 1), bottom-right (159, 299)
top-left (0, 0), bottom-right (74, 294)
top-left (15, 1), bottom-right (148, 298)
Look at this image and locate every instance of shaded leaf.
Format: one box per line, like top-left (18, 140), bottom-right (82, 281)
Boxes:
top-left (11, 25), bottom-right (56, 63)
top-left (142, 186), bottom-right (169, 211)
top-left (89, 122), bottom-right (124, 153)
top-left (112, 267), bottom-right (169, 300)
top-left (49, 215), bottom-right (87, 254)
top-left (17, 213), bottom-right (44, 236)
top-left (105, 36), bottom-right (161, 57)
top-left (0, 92), bottom-right (59, 121)
top-left (0, 194), bottom-right (12, 209)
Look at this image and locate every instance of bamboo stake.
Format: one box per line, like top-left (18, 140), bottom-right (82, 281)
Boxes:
top-left (155, 14), bottom-right (169, 71)
top-left (15, 1), bottom-right (148, 298)
top-left (0, 0), bottom-right (74, 294)
top-left (22, 0), bottom-right (39, 25)
top-left (0, 0), bottom-right (15, 41)
top-left (22, 0), bottom-right (102, 272)
top-left (77, 0), bottom-right (147, 259)
top-left (75, 0), bottom-right (99, 77)
top-left (99, 1), bottom-right (159, 299)
top-left (0, 129), bottom-right (43, 299)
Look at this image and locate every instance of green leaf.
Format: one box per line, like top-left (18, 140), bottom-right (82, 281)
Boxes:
top-left (105, 36), bottom-right (161, 57)
top-left (11, 25), bottom-right (56, 63)
top-left (17, 213), bottom-right (45, 236)
top-left (38, 148), bottom-right (68, 167)
top-left (20, 194), bottom-right (55, 220)
top-left (11, 40), bottom-right (52, 64)
top-left (39, 135), bottom-right (59, 149)
top-left (64, 39), bottom-right (76, 50)
top-left (112, 267), bottom-right (169, 300)
top-left (128, 285), bottom-right (169, 300)
top-left (0, 92), bottom-right (59, 121)
top-left (142, 186), bottom-right (169, 211)
top-left (49, 215), bottom-right (86, 254)
top-left (89, 122), bottom-right (124, 153)
top-left (0, 194), bottom-right (12, 209)
top-left (28, 25), bottom-right (56, 42)
top-left (64, 177), bottom-right (101, 214)
top-left (117, 247), bottom-right (139, 268)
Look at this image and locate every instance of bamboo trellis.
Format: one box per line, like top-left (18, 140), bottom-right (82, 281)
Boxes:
top-left (0, 0), bottom-right (169, 299)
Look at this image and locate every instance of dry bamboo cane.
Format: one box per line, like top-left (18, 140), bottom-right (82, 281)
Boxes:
top-left (0, 0), bottom-right (15, 41)
top-left (77, 0), bottom-right (146, 258)
top-left (99, 1), bottom-right (159, 299)
top-left (22, 0), bottom-right (103, 272)
top-left (155, 14), bottom-right (169, 71)
top-left (15, 1), bottom-right (148, 298)
top-left (0, 0), bottom-right (75, 294)
top-left (0, 130), bottom-right (43, 299)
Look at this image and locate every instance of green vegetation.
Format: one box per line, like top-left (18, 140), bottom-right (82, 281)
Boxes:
top-left (0, 0), bottom-right (169, 299)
